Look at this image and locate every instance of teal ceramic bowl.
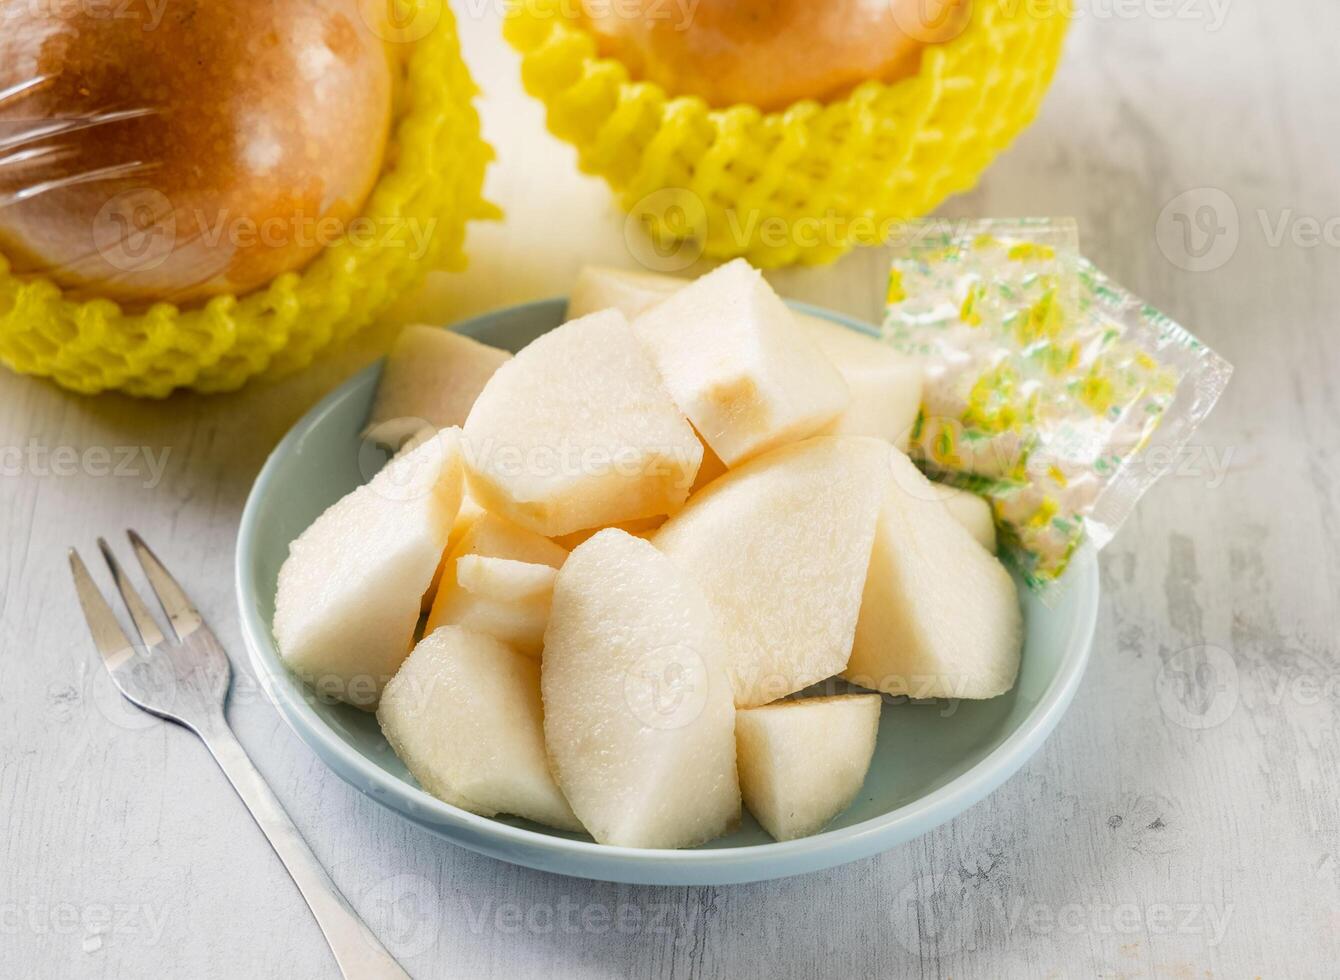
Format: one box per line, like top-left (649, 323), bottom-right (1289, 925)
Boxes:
top-left (235, 298), bottom-right (1098, 886)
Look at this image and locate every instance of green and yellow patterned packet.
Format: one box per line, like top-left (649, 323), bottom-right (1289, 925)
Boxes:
top-left (885, 219), bottom-right (1232, 591)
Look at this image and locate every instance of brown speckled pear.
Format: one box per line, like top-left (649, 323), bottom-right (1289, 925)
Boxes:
top-left (579, 0), bottom-right (970, 111)
top-left (0, 0), bottom-right (393, 306)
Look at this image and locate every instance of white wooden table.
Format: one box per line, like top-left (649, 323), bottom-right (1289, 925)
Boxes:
top-left (4, 3), bottom-right (1337, 977)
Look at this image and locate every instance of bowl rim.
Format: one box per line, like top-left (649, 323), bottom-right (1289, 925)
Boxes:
top-left (235, 297), bottom-right (1098, 880)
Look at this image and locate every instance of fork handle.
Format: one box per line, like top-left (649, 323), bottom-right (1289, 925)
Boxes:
top-left (199, 723), bottom-right (412, 980)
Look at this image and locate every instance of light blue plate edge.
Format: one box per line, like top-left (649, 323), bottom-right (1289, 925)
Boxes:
top-left (234, 298), bottom-right (1098, 887)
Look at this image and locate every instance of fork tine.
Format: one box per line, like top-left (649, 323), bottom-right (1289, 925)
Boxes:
top-left (126, 529), bottom-right (203, 640)
top-left (97, 538), bottom-right (167, 650)
top-left (68, 548), bottom-right (137, 672)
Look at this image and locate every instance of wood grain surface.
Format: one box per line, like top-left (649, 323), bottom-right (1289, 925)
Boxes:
top-left (3, 2), bottom-right (1337, 977)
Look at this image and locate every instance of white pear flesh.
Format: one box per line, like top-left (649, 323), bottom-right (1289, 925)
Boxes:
top-left (377, 626), bottom-right (582, 832)
top-left (430, 594), bottom-right (549, 656)
top-left (937, 484), bottom-right (997, 552)
top-left (274, 430), bottom-right (464, 708)
top-left (568, 268), bottom-right (907, 458)
top-left (567, 265), bottom-right (684, 320)
top-left (632, 259), bottom-right (849, 467)
top-left (736, 694), bottom-right (882, 842)
top-left (423, 495), bottom-right (520, 614)
top-left (444, 511), bottom-right (569, 569)
top-left (653, 436), bottom-right (889, 707)
top-left (843, 450), bottom-right (1022, 700)
top-left (455, 555), bottom-right (557, 601)
top-left (421, 492), bottom-right (486, 610)
top-left (425, 514), bottom-right (568, 655)
top-left (542, 529), bottom-right (740, 848)
top-left (428, 556), bottom-right (557, 655)
top-left (365, 326), bottom-right (510, 448)
top-left (796, 313), bottom-right (924, 452)
top-left (463, 309), bottom-right (703, 536)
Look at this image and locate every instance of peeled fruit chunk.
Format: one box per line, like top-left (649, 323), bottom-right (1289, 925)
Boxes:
top-left (797, 314), bottom-right (924, 452)
top-left (428, 556), bottom-right (557, 656)
top-left (428, 594), bottom-right (549, 656)
top-left (425, 515), bottom-right (568, 656)
top-left (567, 265), bottom-right (683, 321)
top-left (274, 431), bottom-right (464, 708)
top-left (736, 694), bottom-right (882, 841)
top-left (938, 484), bottom-right (997, 552)
top-left (543, 530), bottom-right (740, 848)
top-left (422, 492), bottom-right (488, 614)
top-left (567, 267), bottom-right (897, 462)
top-left (632, 259), bottom-right (849, 467)
top-left (463, 309), bottom-right (703, 536)
top-left (447, 512), bottom-right (570, 569)
top-left (365, 326), bottom-right (511, 448)
top-left (843, 450), bottom-right (1022, 700)
top-left (377, 627), bottom-right (582, 832)
top-left (455, 555), bottom-right (557, 602)
top-left (653, 436), bottom-right (889, 707)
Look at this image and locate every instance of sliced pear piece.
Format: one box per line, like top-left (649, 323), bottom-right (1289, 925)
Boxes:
top-left (455, 555), bottom-right (557, 601)
top-left (365, 326), bottom-right (511, 448)
top-left (380, 429), bottom-right (468, 612)
top-left (446, 511), bottom-right (569, 569)
top-left (463, 309), bottom-right (703, 536)
top-left (377, 626), bottom-right (582, 832)
top-left (843, 450), bottom-right (1022, 700)
top-left (567, 265), bottom-right (683, 320)
top-left (429, 592), bottom-right (551, 656)
top-left (421, 491), bottom-right (489, 612)
top-left (425, 514), bottom-right (568, 655)
top-left (427, 555), bottom-right (558, 655)
top-left (543, 529), bottom-right (740, 848)
top-left (653, 436), bottom-right (889, 707)
top-left (569, 266), bottom-right (908, 460)
top-left (797, 313), bottom-right (923, 452)
top-left (274, 430), bottom-right (464, 708)
top-left (736, 694), bottom-right (882, 841)
top-left (632, 259), bottom-right (849, 467)
top-left (938, 484), bottom-right (997, 552)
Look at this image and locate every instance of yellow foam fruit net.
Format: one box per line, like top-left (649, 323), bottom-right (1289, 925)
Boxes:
top-left (505, 0), bottom-right (1069, 269)
top-left (0, 3), bottom-right (496, 398)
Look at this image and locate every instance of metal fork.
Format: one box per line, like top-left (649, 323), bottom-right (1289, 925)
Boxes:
top-left (69, 531), bottom-right (411, 980)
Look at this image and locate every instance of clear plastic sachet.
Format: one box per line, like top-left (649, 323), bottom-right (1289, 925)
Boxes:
top-left (884, 218), bottom-right (1233, 591)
